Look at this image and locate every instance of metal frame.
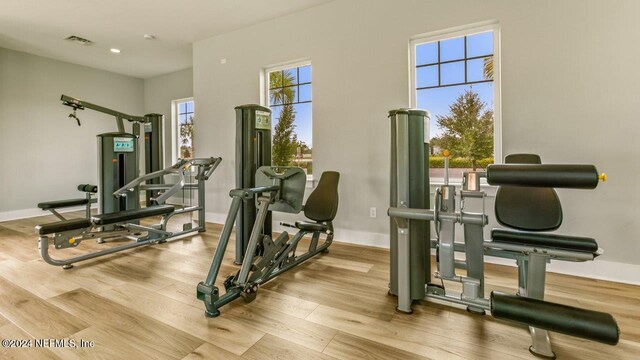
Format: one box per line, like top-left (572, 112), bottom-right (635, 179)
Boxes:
top-left (197, 166), bottom-right (332, 317)
top-left (387, 108), bottom-right (605, 358)
top-left (37, 157), bottom-right (221, 269)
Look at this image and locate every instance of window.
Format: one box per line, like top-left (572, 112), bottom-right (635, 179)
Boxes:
top-left (265, 63), bottom-right (313, 176)
top-left (171, 98), bottom-right (194, 163)
top-left (411, 24), bottom-right (501, 181)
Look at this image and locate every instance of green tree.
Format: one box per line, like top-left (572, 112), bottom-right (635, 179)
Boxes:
top-left (436, 90), bottom-right (493, 170)
top-left (179, 115), bottom-right (194, 159)
top-left (270, 71), bottom-right (298, 166)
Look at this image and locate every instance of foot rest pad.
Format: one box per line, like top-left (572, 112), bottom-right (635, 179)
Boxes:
top-left (491, 292), bottom-right (619, 345)
top-left (491, 229), bottom-right (598, 254)
top-left (38, 198), bottom-right (89, 210)
top-left (91, 205), bottom-right (175, 226)
top-left (36, 219), bottom-right (92, 235)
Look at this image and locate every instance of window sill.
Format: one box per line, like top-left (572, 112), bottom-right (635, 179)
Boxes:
top-left (306, 175), bottom-right (316, 189)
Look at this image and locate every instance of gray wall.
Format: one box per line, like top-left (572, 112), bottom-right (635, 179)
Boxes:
top-left (143, 68), bottom-right (194, 167)
top-left (193, 0), bottom-right (640, 269)
top-left (0, 47), bottom-right (144, 217)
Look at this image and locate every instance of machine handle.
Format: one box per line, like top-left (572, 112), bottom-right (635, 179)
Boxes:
top-left (486, 164), bottom-right (605, 189)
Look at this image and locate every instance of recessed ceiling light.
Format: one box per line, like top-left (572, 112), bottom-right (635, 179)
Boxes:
top-left (110, 48), bottom-right (121, 54)
top-left (143, 34), bottom-right (156, 40)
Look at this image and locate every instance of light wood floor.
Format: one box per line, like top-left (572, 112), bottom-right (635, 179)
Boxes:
top-left (0, 211), bottom-right (638, 359)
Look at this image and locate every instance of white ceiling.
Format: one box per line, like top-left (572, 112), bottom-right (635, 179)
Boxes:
top-left (0, 0), bottom-right (333, 79)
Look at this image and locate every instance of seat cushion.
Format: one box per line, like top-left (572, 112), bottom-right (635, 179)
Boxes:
top-left (38, 198), bottom-right (89, 210)
top-left (295, 221), bottom-right (328, 232)
top-left (36, 219), bottom-right (92, 235)
top-left (491, 229), bottom-right (598, 253)
top-left (91, 205), bottom-right (174, 226)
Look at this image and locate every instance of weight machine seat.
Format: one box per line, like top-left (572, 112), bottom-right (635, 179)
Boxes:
top-left (491, 229), bottom-right (599, 254)
top-left (304, 171), bottom-right (340, 222)
top-left (91, 205), bottom-right (175, 226)
top-left (294, 221), bottom-right (329, 232)
top-left (36, 218), bottom-right (93, 235)
top-left (495, 154), bottom-right (563, 231)
top-left (491, 292), bottom-right (619, 345)
top-left (38, 198), bottom-right (89, 210)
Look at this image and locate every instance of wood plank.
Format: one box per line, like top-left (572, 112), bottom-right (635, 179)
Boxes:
top-left (0, 226), bottom-right (39, 262)
top-left (99, 283), bottom-right (264, 356)
top-left (49, 288), bottom-right (203, 359)
top-left (225, 302), bottom-right (337, 352)
top-left (312, 256), bottom-right (374, 273)
top-left (0, 259), bottom-right (81, 299)
top-left (0, 323), bottom-right (63, 360)
top-left (181, 341), bottom-right (242, 360)
top-left (306, 305), bottom-right (525, 360)
top-left (242, 334), bottom-right (337, 360)
top-left (0, 277), bottom-right (89, 339)
top-left (0, 214), bottom-right (638, 359)
top-left (47, 326), bottom-right (158, 360)
top-left (323, 331), bottom-right (429, 360)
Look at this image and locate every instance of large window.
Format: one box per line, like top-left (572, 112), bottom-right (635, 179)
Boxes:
top-left (265, 63), bottom-right (313, 176)
top-left (171, 98), bottom-right (194, 163)
top-left (411, 24), bottom-right (501, 181)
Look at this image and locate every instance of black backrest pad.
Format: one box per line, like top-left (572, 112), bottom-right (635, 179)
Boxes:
top-left (304, 171), bottom-right (340, 222)
top-left (495, 154), bottom-right (563, 231)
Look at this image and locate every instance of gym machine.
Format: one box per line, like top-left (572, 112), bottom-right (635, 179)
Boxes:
top-left (61, 94), bottom-right (165, 211)
top-left (235, 104), bottom-right (272, 264)
top-left (36, 157), bottom-right (221, 269)
top-left (197, 167), bottom-right (340, 317)
top-left (387, 108), bottom-right (619, 358)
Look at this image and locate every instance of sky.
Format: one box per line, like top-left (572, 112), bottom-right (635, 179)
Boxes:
top-left (268, 32), bottom-right (494, 149)
top-left (270, 65), bottom-right (313, 148)
top-left (415, 31), bottom-right (494, 139)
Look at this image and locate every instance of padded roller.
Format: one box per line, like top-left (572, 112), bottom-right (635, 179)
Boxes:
top-left (36, 219), bottom-right (92, 235)
top-left (492, 229), bottom-right (599, 254)
top-left (487, 164), bottom-right (600, 189)
top-left (38, 198), bottom-right (89, 210)
top-left (77, 184), bottom-right (98, 193)
top-left (491, 292), bottom-right (619, 345)
top-left (294, 221), bottom-right (329, 232)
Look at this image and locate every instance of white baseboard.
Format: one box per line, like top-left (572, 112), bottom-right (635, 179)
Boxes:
top-left (0, 205), bottom-right (97, 223)
top-left (203, 211), bottom-right (639, 285)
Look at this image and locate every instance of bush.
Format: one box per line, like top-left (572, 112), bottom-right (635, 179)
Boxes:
top-left (478, 157), bottom-right (494, 168)
top-left (429, 156), bottom-right (494, 169)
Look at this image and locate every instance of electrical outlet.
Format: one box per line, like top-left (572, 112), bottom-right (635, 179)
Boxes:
top-left (370, 207), bottom-right (377, 218)
top-left (220, 58), bottom-right (227, 64)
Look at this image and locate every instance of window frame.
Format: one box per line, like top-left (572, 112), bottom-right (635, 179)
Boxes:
top-left (170, 97), bottom-right (194, 165)
top-left (262, 60), bottom-right (314, 181)
top-left (409, 22), bottom-right (502, 184)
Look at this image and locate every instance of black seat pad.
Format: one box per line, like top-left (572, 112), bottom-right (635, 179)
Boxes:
top-left (36, 219), bottom-right (92, 235)
top-left (38, 198), bottom-right (89, 210)
top-left (295, 221), bottom-right (328, 232)
top-left (492, 229), bottom-right (598, 253)
top-left (91, 205), bottom-right (174, 226)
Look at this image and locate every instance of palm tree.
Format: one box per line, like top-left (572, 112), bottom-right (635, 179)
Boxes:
top-left (270, 71), bottom-right (298, 166)
top-left (483, 57), bottom-right (493, 80)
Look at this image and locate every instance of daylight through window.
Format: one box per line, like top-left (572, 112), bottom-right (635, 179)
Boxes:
top-left (267, 64), bottom-right (313, 176)
top-left (413, 28), bottom-right (499, 180)
top-left (174, 99), bottom-right (194, 161)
